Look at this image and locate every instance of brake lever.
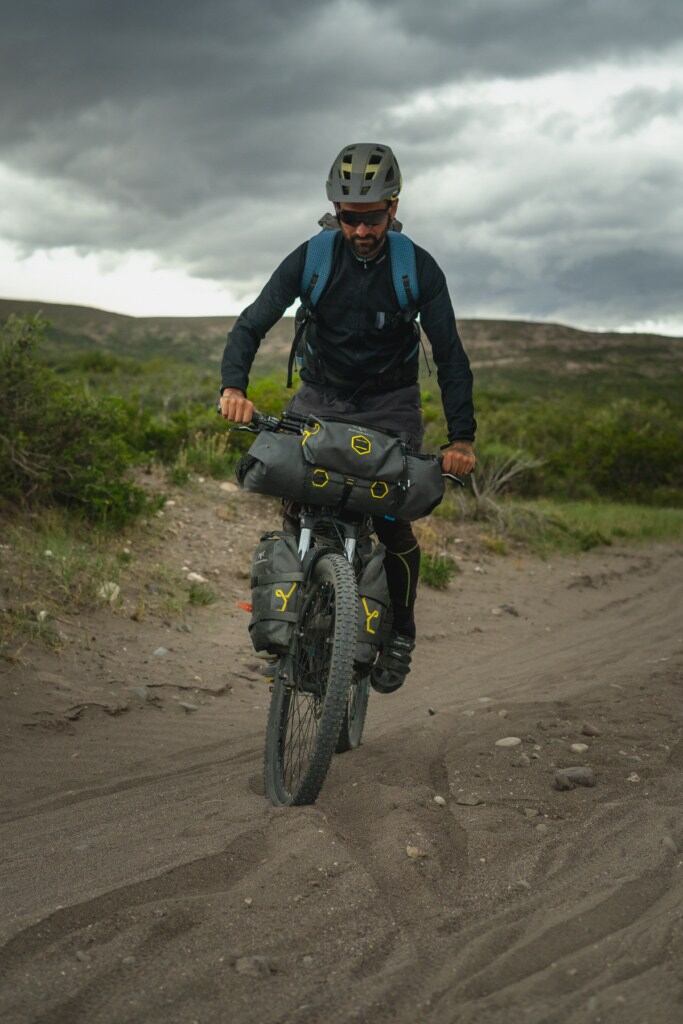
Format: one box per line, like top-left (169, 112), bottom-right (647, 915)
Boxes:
top-left (442, 472), bottom-right (466, 487)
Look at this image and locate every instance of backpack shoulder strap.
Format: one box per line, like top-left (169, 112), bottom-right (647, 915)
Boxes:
top-left (301, 229), bottom-right (339, 307)
top-left (287, 229), bottom-right (338, 388)
top-left (387, 231), bottom-right (419, 311)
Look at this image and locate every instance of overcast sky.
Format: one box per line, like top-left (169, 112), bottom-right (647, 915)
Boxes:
top-left (2, 0), bottom-right (682, 332)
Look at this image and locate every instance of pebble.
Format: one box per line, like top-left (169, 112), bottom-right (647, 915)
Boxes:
top-left (661, 835), bottom-right (679, 854)
top-left (179, 702), bottom-right (199, 713)
top-left (406, 844), bottom-right (428, 859)
top-left (130, 686), bottom-right (149, 701)
top-left (554, 766), bottom-right (596, 790)
top-left (535, 823), bottom-right (549, 834)
top-left (75, 950), bottom-right (90, 963)
top-left (455, 794), bottom-right (484, 806)
top-left (44, 549), bottom-right (54, 557)
top-left (122, 955), bottom-right (136, 966)
top-left (244, 897), bottom-right (253, 907)
top-left (500, 604), bottom-right (520, 617)
top-left (495, 736), bottom-right (522, 748)
top-left (302, 955), bottom-right (314, 967)
top-left (433, 795), bottom-right (446, 806)
top-left (37, 610), bottom-right (49, 623)
top-left (220, 482), bottom-right (239, 493)
top-left (626, 772), bottom-right (640, 783)
top-left (186, 572), bottom-right (208, 584)
top-left (427, 707), bottom-right (437, 716)
top-left (512, 753), bottom-right (531, 767)
top-left (581, 722), bottom-right (601, 737)
top-left (523, 807), bottom-right (539, 818)
top-left (498, 709), bottom-right (508, 718)
top-left (570, 743), bottom-right (589, 754)
top-left (153, 647), bottom-right (169, 657)
top-left (233, 955), bottom-right (275, 978)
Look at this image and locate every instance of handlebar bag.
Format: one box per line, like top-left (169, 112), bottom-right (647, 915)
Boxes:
top-left (249, 531), bottom-right (304, 654)
top-left (237, 424), bottom-right (445, 520)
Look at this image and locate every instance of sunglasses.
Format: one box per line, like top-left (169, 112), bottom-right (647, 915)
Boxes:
top-left (338, 208), bottom-right (389, 227)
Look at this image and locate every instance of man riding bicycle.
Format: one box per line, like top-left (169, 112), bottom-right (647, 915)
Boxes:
top-left (220, 142), bottom-right (476, 694)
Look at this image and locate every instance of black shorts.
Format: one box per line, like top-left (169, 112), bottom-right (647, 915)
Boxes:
top-left (286, 382), bottom-right (424, 452)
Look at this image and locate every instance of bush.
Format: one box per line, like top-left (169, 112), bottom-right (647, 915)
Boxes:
top-left (472, 394), bottom-right (683, 505)
top-left (0, 315), bottom-right (151, 527)
top-left (420, 553), bottom-right (459, 589)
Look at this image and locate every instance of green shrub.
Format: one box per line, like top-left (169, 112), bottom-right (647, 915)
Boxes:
top-left (0, 315), bottom-right (152, 527)
top-left (420, 553), bottom-right (459, 589)
top-left (188, 582), bottom-right (217, 606)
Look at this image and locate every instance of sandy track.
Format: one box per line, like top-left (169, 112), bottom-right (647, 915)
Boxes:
top-left (1, 498), bottom-right (681, 1024)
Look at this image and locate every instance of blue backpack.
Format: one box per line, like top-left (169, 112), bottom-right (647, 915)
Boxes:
top-left (286, 228), bottom-right (420, 388)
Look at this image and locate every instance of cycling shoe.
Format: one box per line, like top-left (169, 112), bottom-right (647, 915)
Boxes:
top-left (370, 632), bottom-right (415, 694)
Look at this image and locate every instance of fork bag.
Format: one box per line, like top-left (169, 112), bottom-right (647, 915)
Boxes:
top-left (355, 544), bottom-right (390, 666)
top-left (248, 531), bottom-right (303, 654)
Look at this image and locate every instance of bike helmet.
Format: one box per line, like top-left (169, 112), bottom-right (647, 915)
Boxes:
top-left (326, 143), bottom-right (402, 203)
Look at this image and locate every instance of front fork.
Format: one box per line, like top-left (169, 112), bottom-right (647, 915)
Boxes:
top-left (297, 514), bottom-right (358, 565)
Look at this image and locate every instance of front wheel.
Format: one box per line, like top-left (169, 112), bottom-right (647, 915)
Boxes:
top-left (264, 553), bottom-right (358, 805)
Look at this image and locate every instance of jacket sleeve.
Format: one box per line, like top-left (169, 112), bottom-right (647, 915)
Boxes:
top-left (220, 243), bottom-right (306, 394)
top-left (417, 249), bottom-right (476, 443)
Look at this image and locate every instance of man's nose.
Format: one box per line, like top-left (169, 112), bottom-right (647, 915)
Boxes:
top-left (356, 222), bottom-right (371, 236)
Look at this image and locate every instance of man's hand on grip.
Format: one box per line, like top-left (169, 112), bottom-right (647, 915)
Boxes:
top-left (220, 388), bottom-right (254, 424)
top-left (441, 441), bottom-right (476, 476)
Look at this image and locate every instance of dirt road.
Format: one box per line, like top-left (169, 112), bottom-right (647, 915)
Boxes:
top-left (1, 488), bottom-right (682, 1023)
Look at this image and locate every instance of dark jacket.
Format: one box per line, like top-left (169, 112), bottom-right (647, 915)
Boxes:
top-left (220, 231), bottom-right (476, 442)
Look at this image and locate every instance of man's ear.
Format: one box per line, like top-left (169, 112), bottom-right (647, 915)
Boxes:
top-left (388, 199), bottom-right (399, 222)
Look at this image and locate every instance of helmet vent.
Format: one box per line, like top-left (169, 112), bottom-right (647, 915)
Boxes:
top-left (368, 154), bottom-right (382, 165)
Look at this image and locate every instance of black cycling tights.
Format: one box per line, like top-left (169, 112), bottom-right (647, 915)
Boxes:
top-left (372, 517), bottom-right (420, 639)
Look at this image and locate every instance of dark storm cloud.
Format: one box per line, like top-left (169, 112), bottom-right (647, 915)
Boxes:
top-left (371, 0), bottom-right (683, 76)
top-left (2, 0), bottom-right (683, 325)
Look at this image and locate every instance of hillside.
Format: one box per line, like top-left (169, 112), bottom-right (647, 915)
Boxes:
top-left (2, 297), bottom-right (681, 402)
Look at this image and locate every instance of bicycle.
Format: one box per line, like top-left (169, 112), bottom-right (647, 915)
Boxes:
top-left (233, 409), bottom-right (460, 807)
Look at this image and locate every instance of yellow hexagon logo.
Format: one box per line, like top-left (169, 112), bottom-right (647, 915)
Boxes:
top-left (351, 434), bottom-right (372, 456)
top-left (311, 468), bottom-right (329, 488)
top-left (370, 480), bottom-right (389, 500)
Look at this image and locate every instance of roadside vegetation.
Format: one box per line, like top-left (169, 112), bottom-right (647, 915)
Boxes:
top-left (1, 311), bottom-right (682, 644)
